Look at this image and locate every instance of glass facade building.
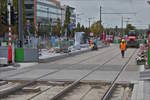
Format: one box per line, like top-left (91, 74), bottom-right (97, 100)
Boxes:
top-left (24, 0), bottom-right (76, 34)
top-left (36, 0), bottom-right (61, 25)
top-left (61, 5), bottom-right (76, 28)
top-left (25, 0), bottom-right (61, 27)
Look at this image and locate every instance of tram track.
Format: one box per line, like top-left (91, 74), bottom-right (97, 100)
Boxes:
top-left (49, 51), bottom-right (120, 100)
top-left (49, 49), bottom-right (136, 100)
top-left (0, 48), bottom-right (136, 100)
top-left (0, 46), bottom-right (118, 99)
top-left (0, 46), bottom-right (113, 80)
top-left (101, 49), bottom-right (136, 100)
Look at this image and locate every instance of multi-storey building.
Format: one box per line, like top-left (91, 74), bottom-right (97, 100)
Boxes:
top-left (25, 0), bottom-right (61, 32)
top-left (61, 5), bottom-right (76, 29)
top-left (24, 0), bottom-right (76, 34)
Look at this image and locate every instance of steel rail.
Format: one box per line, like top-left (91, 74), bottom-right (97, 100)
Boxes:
top-left (101, 49), bottom-right (137, 100)
top-left (0, 46), bottom-right (115, 98)
top-left (1, 46), bottom-right (111, 80)
top-left (49, 52), bottom-right (120, 100)
top-left (26, 47), bottom-right (118, 100)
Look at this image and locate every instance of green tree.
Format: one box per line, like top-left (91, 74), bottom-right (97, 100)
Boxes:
top-left (0, 0), bottom-right (26, 36)
top-left (90, 21), bottom-right (104, 36)
top-left (64, 6), bottom-right (71, 37)
top-left (81, 25), bottom-right (85, 32)
top-left (0, 0), bottom-right (7, 36)
top-left (125, 24), bottom-right (135, 35)
top-left (76, 22), bottom-right (81, 32)
top-left (0, 0), bottom-right (7, 12)
top-left (85, 27), bottom-right (90, 34)
top-left (53, 18), bottom-right (61, 36)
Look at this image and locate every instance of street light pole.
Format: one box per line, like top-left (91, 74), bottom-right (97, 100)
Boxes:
top-left (100, 6), bottom-right (102, 27)
top-left (121, 17), bottom-right (131, 36)
top-left (61, 8), bottom-right (63, 35)
top-left (18, 0), bottom-right (23, 48)
top-left (88, 18), bottom-right (92, 29)
top-left (121, 16), bottom-right (123, 36)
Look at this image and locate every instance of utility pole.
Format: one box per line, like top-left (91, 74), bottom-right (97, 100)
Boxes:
top-left (18, 0), bottom-right (23, 48)
top-left (61, 8), bottom-right (63, 35)
top-left (121, 17), bottom-right (131, 36)
top-left (101, 12), bottom-right (135, 36)
top-left (124, 18), bottom-right (131, 25)
top-left (88, 18), bottom-right (92, 29)
top-left (121, 16), bottom-right (123, 36)
top-left (100, 6), bottom-right (102, 28)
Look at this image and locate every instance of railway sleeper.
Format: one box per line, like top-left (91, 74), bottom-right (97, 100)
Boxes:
top-left (23, 86), bottom-right (41, 93)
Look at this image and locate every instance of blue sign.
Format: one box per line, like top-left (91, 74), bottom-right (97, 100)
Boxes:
top-left (69, 23), bottom-right (73, 31)
top-left (51, 36), bottom-right (56, 47)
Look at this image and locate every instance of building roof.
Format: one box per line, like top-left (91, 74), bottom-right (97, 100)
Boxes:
top-left (48, 0), bottom-right (60, 5)
top-left (61, 5), bottom-right (75, 10)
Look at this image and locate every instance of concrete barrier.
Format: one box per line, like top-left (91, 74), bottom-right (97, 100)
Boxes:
top-left (15, 48), bottom-right (38, 62)
top-left (39, 49), bottom-right (90, 63)
top-left (0, 47), bottom-right (8, 58)
top-left (39, 45), bottom-right (109, 63)
top-left (24, 48), bottom-right (38, 62)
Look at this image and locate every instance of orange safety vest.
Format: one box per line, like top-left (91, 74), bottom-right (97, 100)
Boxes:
top-left (120, 43), bottom-right (126, 51)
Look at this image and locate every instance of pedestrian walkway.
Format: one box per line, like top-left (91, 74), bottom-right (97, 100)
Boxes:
top-left (140, 68), bottom-right (150, 100)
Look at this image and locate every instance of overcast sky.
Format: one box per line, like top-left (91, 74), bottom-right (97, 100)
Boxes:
top-left (61, 0), bottom-right (150, 29)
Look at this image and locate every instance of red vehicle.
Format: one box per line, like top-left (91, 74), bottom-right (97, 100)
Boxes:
top-left (127, 30), bottom-right (139, 48)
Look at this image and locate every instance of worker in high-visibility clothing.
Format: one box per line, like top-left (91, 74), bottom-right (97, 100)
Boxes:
top-left (120, 39), bottom-right (127, 58)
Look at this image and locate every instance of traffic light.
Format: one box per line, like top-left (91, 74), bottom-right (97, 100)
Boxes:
top-left (1, 11), bottom-right (8, 25)
top-left (11, 6), bottom-right (18, 25)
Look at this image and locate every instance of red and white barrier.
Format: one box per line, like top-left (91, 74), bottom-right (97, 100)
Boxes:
top-left (8, 27), bottom-right (12, 63)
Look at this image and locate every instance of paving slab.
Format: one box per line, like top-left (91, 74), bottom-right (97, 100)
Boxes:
top-left (29, 64), bottom-right (72, 70)
top-left (0, 67), bottom-right (16, 73)
top-left (40, 70), bottom-right (90, 81)
top-left (143, 81), bottom-right (150, 100)
top-left (66, 64), bottom-right (98, 70)
top-left (98, 65), bottom-right (122, 71)
top-left (117, 71), bottom-right (139, 83)
top-left (125, 65), bottom-right (140, 71)
top-left (0, 68), bottom-right (33, 79)
top-left (3, 69), bottom-right (57, 81)
top-left (83, 71), bottom-right (118, 81)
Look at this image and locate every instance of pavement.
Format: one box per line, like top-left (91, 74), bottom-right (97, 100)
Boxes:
top-left (0, 44), bottom-right (141, 84)
top-left (1, 44), bottom-right (146, 99)
top-left (0, 44), bottom-right (99, 72)
top-left (0, 63), bottom-right (38, 73)
top-left (135, 66), bottom-right (150, 100)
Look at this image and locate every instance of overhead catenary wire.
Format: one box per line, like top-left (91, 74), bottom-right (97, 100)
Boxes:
top-left (61, 0), bottom-right (148, 29)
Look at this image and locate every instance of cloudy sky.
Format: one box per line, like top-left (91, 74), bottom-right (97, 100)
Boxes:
top-left (61, 0), bottom-right (150, 29)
